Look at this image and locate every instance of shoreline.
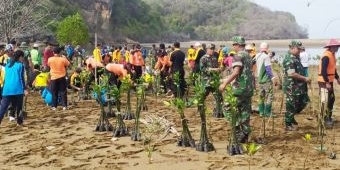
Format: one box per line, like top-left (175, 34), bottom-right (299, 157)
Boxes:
top-left (143, 38), bottom-right (330, 48)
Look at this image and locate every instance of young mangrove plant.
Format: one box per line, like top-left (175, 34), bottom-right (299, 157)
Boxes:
top-left (223, 85), bottom-right (243, 155)
top-left (131, 84), bottom-right (146, 141)
top-left (303, 133), bottom-right (312, 169)
top-left (110, 84), bottom-right (128, 137)
top-left (92, 75), bottom-right (113, 132)
top-left (79, 70), bottom-right (91, 100)
top-left (141, 115), bottom-right (175, 164)
top-left (121, 75), bottom-right (135, 120)
top-left (142, 73), bottom-right (154, 111)
top-left (210, 72), bottom-right (224, 118)
top-left (164, 72), bottom-right (195, 147)
top-left (163, 99), bottom-right (195, 147)
top-left (194, 77), bottom-right (214, 152)
top-left (243, 143), bottom-right (262, 170)
top-left (184, 72), bottom-right (196, 106)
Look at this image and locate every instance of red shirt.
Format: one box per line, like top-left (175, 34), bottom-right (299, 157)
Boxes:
top-left (43, 48), bottom-right (54, 66)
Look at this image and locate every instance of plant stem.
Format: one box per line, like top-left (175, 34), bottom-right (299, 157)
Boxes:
top-left (127, 89), bottom-right (131, 113)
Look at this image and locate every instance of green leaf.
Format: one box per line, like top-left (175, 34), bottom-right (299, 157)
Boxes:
top-left (163, 101), bottom-right (171, 107)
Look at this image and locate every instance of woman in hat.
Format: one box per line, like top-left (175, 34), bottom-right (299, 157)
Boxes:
top-left (317, 39), bottom-right (340, 126)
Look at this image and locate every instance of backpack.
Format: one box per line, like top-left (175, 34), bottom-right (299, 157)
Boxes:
top-left (23, 50), bottom-right (31, 67)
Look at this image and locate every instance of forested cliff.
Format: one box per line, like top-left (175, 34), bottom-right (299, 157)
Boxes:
top-left (10, 0), bottom-right (309, 43)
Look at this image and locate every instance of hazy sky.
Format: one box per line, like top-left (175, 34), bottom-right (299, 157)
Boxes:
top-left (251, 0), bottom-right (340, 39)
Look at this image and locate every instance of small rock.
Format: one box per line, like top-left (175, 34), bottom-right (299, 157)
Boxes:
top-left (46, 146), bottom-right (55, 150)
top-left (111, 137), bottom-right (119, 142)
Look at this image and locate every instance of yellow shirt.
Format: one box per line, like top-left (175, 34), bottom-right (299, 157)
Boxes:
top-left (0, 66), bottom-right (5, 87)
top-left (187, 48), bottom-right (196, 61)
top-left (193, 48), bottom-right (203, 60)
top-left (112, 50), bottom-right (121, 63)
top-left (125, 51), bottom-right (131, 62)
top-left (34, 72), bottom-right (49, 87)
top-left (0, 54), bottom-right (9, 65)
top-left (218, 49), bottom-right (224, 65)
top-left (93, 47), bottom-right (102, 63)
top-left (70, 72), bottom-right (81, 87)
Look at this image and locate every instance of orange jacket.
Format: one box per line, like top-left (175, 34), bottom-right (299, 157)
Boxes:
top-left (106, 63), bottom-right (127, 79)
top-left (154, 56), bottom-right (170, 71)
top-left (318, 50), bottom-right (336, 82)
top-left (130, 50), bottom-right (144, 66)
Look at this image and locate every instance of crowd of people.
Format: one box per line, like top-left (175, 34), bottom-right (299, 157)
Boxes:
top-left (0, 37), bottom-right (338, 155)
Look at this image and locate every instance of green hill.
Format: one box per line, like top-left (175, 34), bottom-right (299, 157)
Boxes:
top-left (9, 0), bottom-right (308, 43)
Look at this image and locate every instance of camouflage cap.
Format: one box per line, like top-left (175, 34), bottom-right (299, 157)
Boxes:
top-left (231, 36), bottom-right (246, 45)
top-left (289, 40), bottom-right (303, 48)
top-left (207, 43), bottom-right (215, 50)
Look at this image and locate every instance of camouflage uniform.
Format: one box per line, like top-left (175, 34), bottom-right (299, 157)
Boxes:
top-left (231, 50), bottom-right (254, 142)
top-left (282, 41), bottom-right (309, 127)
top-left (200, 51), bottom-right (223, 117)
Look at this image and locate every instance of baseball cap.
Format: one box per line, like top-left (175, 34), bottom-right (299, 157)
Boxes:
top-left (207, 43), bottom-right (215, 50)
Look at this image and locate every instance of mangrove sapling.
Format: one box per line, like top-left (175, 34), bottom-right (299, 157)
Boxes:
top-left (163, 98), bottom-right (195, 148)
top-left (184, 73), bottom-right (196, 106)
top-left (131, 84), bottom-right (146, 141)
top-left (316, 88), bottom-right (328, 152)
top-left (223, 85), bottom-right (244, 155)
top-left (79, 70), bottom-right (91, 100)
top-left (121, 75), bottom-right (135, 120)
top-left (142, 74), bottom-right (154, 111)
top-left (141, 115), bottom-right (176, 163)
top-left (110, 85), bottom-right (128, 137)
top-left (242, 143), bottom-right (262, 170)
top-left (163, 72), bottom-right (195, 147)
top-left (272, 63), bottom-right (284, 132)
top-left (303, 134), bottom-right (312, 169)
top-left (210, 73), bottom-right (224, 118)
top-left (92, 75), bottom-right (113, 132)
top-left (194, 78), bottom-right (214, 152)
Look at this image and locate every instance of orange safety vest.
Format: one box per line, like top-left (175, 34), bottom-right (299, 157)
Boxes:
top-left (130, 50), bottom-right (144, 66)
top-left (318, 50), bottom-right (336, 82)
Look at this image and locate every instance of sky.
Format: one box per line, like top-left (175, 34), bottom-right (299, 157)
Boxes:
top-left (251, 0), bottom-right (340, 39)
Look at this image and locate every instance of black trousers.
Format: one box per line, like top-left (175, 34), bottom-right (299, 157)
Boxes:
top-left (50, 77), bottom-right (67, 108)
top-left (170, 70), bottom-right (186, 98)
top-left (132, 65), bottom-right (143, 83)
top-left (0, 94), bottom-right (24, 124)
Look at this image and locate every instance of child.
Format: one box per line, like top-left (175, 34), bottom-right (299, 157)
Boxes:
top-left (70, 67), bottom-right (83, 91)
top-left (33, 66), bottom-right (49, 94)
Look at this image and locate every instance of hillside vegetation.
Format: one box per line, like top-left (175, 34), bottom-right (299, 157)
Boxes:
top-left (10, 0), bottom-right (308, 43)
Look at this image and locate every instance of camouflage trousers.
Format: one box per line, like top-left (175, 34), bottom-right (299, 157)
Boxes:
top-left (258, 82), bottom-right (274, 117)
top-left (235, 96), bottom-right (251, 143)
top-left (285, 93), bottom-right (309, 126)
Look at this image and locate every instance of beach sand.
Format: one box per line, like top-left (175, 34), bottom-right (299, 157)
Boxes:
top-left (1, 66), bottom-right (340, 170)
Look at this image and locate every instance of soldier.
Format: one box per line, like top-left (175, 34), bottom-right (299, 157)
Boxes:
top-left (219, 36), bottom-right (254, 153)
top-left (200, 44), bottom-right (223, 118)
top-left (282, 40), bottom-right (310, 131)
top-left (255, 42), bottom-right (276, 117)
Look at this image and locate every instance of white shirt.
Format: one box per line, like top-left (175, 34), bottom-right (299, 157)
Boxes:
top-left (255, 52), bottom-right (271, 78)
top-left (299, 51), bottom-right (310, 67)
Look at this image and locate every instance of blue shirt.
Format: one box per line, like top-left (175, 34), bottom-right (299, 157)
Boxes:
top-left (2, 62), bottom-right (25, 96)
